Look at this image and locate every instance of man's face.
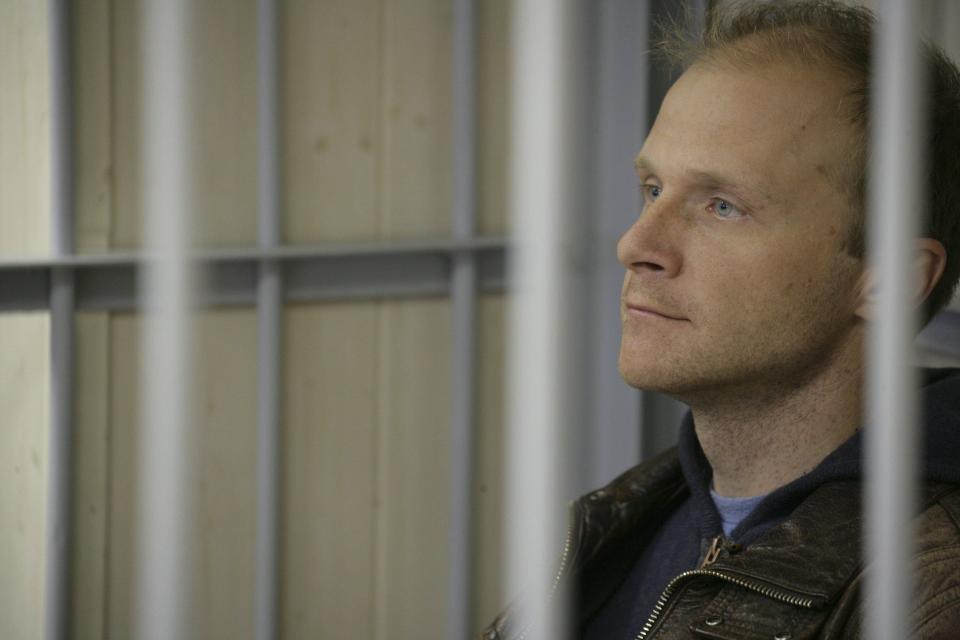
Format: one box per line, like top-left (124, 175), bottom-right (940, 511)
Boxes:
top-left (618, 61), bottom-right (865, 399)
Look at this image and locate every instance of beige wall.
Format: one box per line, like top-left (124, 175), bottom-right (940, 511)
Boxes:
top-left (0, 314), bottom-right (50, 640)
top-left (0, 2), bottom-right (52, 639)
top-left (0, 0), bottom-right (50, 257)
top-left (1, 0), bottom-right (509, 638)
top-left (80, 0), bottom-right (508, 250)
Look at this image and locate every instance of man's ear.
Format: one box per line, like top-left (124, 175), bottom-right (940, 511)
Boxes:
top-left (854, 238), bottom-right (947, 322)
top-left (913, 238), bottom-right (947, 308)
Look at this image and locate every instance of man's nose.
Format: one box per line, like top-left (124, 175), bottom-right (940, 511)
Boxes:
top-left (616, 203), bottom-right (683, 278)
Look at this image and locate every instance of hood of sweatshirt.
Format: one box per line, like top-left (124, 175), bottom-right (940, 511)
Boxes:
top-left (678, 367), bottom-right (960, 545)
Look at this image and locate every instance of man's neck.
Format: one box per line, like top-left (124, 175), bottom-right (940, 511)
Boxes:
top-left (688, 337), bottom-right (864, 498)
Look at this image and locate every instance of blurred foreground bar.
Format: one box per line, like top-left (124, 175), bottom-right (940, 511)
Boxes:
top-left (865, 2), bottom-right (924, 639)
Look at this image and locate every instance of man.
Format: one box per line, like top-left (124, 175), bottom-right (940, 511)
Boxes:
top-left (483, 1), bottom-right (960, 638)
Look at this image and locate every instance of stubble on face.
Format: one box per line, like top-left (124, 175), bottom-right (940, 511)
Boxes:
top-left (617, 60), bottom-right (865, 408)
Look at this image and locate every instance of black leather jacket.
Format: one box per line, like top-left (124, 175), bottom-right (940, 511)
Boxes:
top-left (482, 447), bottom-right (960, 639)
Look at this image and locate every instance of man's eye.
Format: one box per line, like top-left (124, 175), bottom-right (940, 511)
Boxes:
top-left (709, 198), bottom-right (744, 220)
top-left (637, 184), bottom-right (661, 215)
top-left (640, 184), bottom-right (661, 202)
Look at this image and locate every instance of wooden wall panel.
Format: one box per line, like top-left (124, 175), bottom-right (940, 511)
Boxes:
top-left (190, 2), bottom-right (258, 249)
top-left (104, 311), bottom-right (258, 640)
top-left (0, 314), bottom-right (49, 640)
top-left (282, 303), bottom-right (379, 639)
top-left (282, 298), bottom-right (454, 640)
top-left (472, 294), bottom-right (507, 627)
top-left (0, 1), bottom-right (49, 256)
top-left (71, 10), bottom-right (114, 637)
top-left (379, 0), bottom-right (453, 238)
top-left (283, 0), bottom-right (455, 243)
top-left (109, 0), bottom-right (141, 250)
top-left (282, 0), bottom-right (382, 243)
top-left (71, 9), bottom-right (115, 635)
top-left (109, 1), bottom-right (259, 249)
top-left (72, 312), bottom-right (110, 640)
top-left (191, 310), bottom-right (258, 639)
top-left (103, 314), bottom-right (138, 639)
top-left (73, 0), bottom-right (112, 253)
top-left (62, 2), bottom-right (511, 638)
top-left (375, 299), bottom-right (451, 639)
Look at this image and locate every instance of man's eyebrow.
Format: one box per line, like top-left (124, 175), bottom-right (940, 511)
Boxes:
top-left (633, 154), bottom-right (770, 210)
top-left (686, 169), bottom-right (771, 209)
top-left (633, 153), bottom-right (656, 175)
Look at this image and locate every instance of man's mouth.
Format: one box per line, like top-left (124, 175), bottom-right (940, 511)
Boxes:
top-left (623, 302), bottom-right (689, 322)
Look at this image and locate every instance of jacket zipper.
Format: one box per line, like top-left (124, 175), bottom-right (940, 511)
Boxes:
top-left (700, 535), bottom-right (723, 568)
top-left (635, 536), bottom-right (817, 640)
top-left (508, 505), bottom-right (578, 640)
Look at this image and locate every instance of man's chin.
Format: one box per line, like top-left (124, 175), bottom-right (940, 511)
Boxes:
top-left (618, 359), bottom-right (678, 393)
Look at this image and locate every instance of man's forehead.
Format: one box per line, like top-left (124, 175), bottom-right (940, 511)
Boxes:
top-left (668, 64), bottom-right (841, 133)
top-left (638, 62), bottom-right (856, 194)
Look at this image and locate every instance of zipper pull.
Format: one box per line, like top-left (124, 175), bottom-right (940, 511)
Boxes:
top-left (700, 535), bottom-right (723, 569)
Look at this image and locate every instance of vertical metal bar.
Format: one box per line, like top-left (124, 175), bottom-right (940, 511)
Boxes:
top-left (448, 0), bottom-right (477, 637)
top-left (46, 1), bottom-right (75, 638)
top-left (255, 1), bottom-right (282, 639)
top-left (48, 0), bottom-right (73, 260)
top-left (865, 2), bottom-right (923, 639)
top-left (506, 1), bottom-right (587, 637)
top-left (137, 1), bottom-right (195, 638)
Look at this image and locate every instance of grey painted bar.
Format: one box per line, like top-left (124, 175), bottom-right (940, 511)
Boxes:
top-left (255, 0), bottom-right (282, 638)
top-left (0, 242), bottom-right (508, 311)
top-left (865, 2), bottom-right (924, 639)
top-left (46, 0), bottom-right (75, 638)
top-left (136, 1), bottom-right (196, 637)
top-left (506, 2), bottom-right (589, 638)
top-left (447, 0), bottom-right (478, 637)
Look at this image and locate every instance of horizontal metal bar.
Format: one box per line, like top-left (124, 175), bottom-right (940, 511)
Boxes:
top-left (0, 268), bottom-right (50, 310)
top-left (0, 236), bottom-right (508, 270)
top-left (2, 244), bottom-right (956, 329)
top-left (0, 245), bottom-right (507, 311)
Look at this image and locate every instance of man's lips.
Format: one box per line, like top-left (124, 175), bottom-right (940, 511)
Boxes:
top-left (623, 303), bottom-right (688, 322)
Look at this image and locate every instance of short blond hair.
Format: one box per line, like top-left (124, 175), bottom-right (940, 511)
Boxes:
top-left (656, 0), bottom-right (960, 320)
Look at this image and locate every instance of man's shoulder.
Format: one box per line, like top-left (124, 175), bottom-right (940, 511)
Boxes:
top-left (578, 446), bottom-right (683, 509)
top-left (863, 484), bottom-right (960, 638)
top-left (566, 447), bottom-right (688, 581)
top-left (818, 482), bottom-right (960, 638)
top-left (918, 482), bottom-right (960, 537)
top-left (914, 484), bottom-right (960, 615)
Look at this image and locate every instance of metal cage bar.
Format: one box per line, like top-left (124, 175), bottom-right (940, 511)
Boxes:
top-left (447, 0), bottom-right (478, 637)
top-left (255, 0), bottom-right (282, 638)
top-left (506, 2), bottom-right (588, 637)
top-left (46, 1), bottom-right (75, 638)
top-left (136, 1), bottom-right (196, 637)
top-left (865, 2), bottom-right (924, 639)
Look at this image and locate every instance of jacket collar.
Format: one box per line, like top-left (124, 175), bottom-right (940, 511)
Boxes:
top-left (576, 447), bottom-right (687, 568)
top-left (711, 480), bottom-right (861, 605)
top-left (711, 479), bottom-right (957, 605)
